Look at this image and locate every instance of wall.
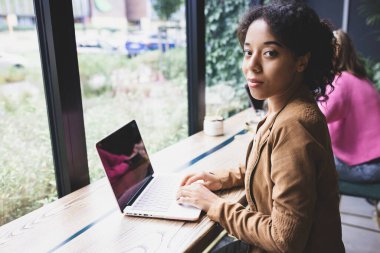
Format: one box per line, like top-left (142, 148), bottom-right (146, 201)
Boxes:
top-left (307, 0), bottom-right (380, 61)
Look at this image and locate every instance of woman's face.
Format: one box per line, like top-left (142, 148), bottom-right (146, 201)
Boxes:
top-left (242, 19), bottom-right (304, 101)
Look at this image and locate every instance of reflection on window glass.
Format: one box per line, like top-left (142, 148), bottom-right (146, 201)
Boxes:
top-left (72, 0), bottom-right (188, 181)
top-left (0, 1), bottom-right (56, 225)
top-left (205, 0), bottom-right (249, 118)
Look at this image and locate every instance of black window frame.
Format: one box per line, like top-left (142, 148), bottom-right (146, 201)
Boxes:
top-left (34, 0), bottom-right (89, 197)
top-left (186, 0), bottom-right (206, 135)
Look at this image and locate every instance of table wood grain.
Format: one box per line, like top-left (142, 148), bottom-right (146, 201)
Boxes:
top-left (0, 109), bottom-right (258, 253)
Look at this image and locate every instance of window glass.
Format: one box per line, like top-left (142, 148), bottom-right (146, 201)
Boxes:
top-left (72, 0), bottom-right (188, 180)
top-left (205, 0), bottom-right (249, 118)
top-left (0, 1), bottom-right (56, 225)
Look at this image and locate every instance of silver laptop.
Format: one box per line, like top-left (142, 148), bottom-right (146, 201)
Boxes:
top-left (96, 120), bottom-right (201, 221)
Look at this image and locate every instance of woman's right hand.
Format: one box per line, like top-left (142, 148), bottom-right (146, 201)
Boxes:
top-left (180, 171), bottom-right (222, 191)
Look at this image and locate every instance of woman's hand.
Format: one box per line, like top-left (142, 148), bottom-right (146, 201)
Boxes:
top-left (180, 171), bottom-right (222, 191)
top-left (176, 182), bottom-right (222, 212)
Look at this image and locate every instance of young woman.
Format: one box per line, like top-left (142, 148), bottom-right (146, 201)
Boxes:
top-left (177, 1), bottom-right (345, 252)
top-left (319, 29), bottom-right (380, 183)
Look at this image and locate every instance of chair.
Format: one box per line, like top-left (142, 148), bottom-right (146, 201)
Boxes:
top-left (339, 180), bottom-right (380, 227)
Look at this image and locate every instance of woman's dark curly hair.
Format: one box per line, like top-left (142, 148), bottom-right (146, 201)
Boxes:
top-left (237, 0), bottom-right (338, 101)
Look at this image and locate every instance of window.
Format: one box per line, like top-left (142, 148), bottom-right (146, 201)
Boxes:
top-left (0, 1), bottom-right (56, 225)
top-left (205, 0), bottom-right (249, 118)
top-left (72, 0), bottom-right (188, 180)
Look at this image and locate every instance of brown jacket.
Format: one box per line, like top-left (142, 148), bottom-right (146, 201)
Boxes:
top-left (207, 90), bottom-right (345, 253)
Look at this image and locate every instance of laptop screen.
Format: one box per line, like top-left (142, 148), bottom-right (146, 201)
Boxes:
top-left (96, 120), bottom-right (154, 212)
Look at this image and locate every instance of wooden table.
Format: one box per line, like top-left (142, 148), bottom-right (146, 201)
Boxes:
top-left (0, 109), bottom-right (257, 253)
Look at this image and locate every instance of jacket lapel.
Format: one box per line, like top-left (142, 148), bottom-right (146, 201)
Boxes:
top-left (245, 123), bottom-right (271, 210)
top-left (244, 98), bottom-right (292, 209)
top-left (246, 90), bottom-right (299, 175)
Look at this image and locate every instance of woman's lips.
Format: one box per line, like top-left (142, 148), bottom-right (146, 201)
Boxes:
top-left (247, 78), bottom-right (263, 88)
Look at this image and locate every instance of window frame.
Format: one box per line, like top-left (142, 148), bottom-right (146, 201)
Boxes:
top-left (34, 0), bottom-right (89, 197)
top-left (186, 0), bottom-right (206, 135)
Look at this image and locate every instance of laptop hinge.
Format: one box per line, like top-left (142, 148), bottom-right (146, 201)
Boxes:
top-left (126, 175), bottom-right (154, 207)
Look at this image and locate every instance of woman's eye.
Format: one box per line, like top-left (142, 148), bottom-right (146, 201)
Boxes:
top-left (264, 50), bottom-right (278, 57)
top-left (243, 50), bottom-right (252, 56)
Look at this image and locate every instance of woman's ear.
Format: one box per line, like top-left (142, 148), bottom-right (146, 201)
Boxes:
top-left (297, 52), bottom-right (311, 72)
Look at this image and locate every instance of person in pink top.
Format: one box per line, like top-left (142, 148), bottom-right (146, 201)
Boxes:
top-left (319, 29), bottom-right (380, 183)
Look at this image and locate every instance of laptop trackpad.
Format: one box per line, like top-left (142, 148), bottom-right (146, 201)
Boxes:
top-left (168, 202), bottom-right (201, 221)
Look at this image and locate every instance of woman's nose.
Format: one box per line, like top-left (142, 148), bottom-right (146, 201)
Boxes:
top-left (248, 53), bottom-right (262, 73)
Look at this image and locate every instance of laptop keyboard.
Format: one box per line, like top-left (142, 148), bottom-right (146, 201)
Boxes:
top-left (132, 176), bottom-right (177, 212)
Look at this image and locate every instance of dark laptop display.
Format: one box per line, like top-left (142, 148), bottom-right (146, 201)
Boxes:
top-left (96, 120), bottom-right (154, 212)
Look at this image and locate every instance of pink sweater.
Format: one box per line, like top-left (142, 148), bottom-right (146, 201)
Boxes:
top-left (319, 71), bottom-right (380, 166)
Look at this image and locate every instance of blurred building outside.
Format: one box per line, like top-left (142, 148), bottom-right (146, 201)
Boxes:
top-left (0, 0), bottom-right (185, 56)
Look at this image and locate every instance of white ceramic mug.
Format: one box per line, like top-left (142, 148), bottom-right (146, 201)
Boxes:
top-left (203, 116), bottom-right (224, 136)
